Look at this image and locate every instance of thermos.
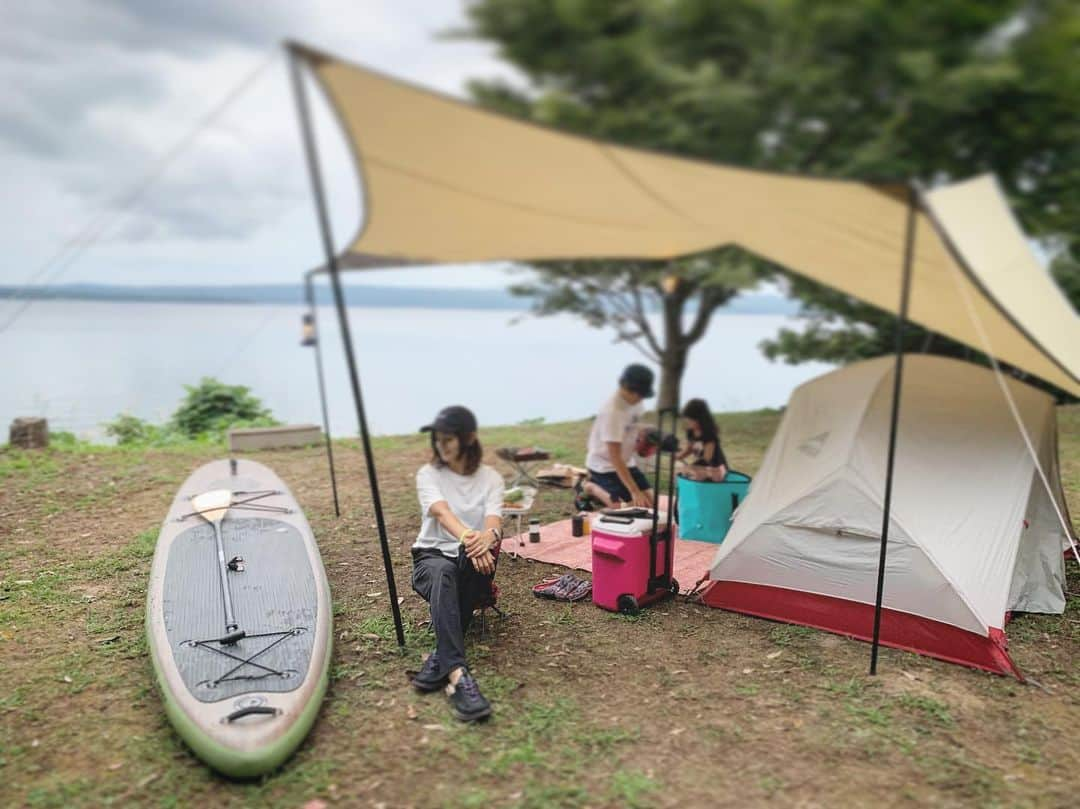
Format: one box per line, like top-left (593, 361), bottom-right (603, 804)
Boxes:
top-left (529, 518), bottom-right (541, 543)
top-left (571, 514), bottom-right (584, 537)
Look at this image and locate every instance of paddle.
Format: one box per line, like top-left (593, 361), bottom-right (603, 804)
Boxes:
top-left (191, 488), bottom-right (244, 643)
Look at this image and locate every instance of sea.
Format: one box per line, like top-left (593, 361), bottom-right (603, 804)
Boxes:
top-left (1, 301), bottom-right (834, 441)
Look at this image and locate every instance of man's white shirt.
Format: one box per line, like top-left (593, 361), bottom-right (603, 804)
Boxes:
top-left (585, 392), bottom-right (644, 472)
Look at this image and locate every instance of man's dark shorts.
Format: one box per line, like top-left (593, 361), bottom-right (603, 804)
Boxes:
top-left (587, 467), bottom-right (652, 503)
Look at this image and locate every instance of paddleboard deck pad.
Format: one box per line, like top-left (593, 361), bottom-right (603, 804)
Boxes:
top-left (146, 459), bottom-right (332, 778)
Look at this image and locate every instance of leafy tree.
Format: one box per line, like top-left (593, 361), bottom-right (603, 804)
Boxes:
top-left (461, 0), bottom-right (1079, 395)
top-left (509, 249), bottom-right (766, 406)
top-left (1051, 248), bottom-right (1080, 313)
top-left (760, 277), bottom-right (975, 366)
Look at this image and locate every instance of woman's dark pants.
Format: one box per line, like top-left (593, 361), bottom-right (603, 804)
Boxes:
top-left (411, 547), bottom-right (494, 674)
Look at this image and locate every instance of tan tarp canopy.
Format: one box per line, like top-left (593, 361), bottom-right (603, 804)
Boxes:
top-left (295, 43), bottom-right (1080, 396)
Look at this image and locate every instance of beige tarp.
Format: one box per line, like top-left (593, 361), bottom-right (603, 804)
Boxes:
top-left (295, 44), bottom-right (1080, 396)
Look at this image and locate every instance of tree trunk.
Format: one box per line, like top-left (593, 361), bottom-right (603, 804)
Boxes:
top-left (9, 417), bottom-right (49, 449)
top-left (658, 349), bottom-right (686, 411)
top-left (658, 295), bottom-right (688, 411)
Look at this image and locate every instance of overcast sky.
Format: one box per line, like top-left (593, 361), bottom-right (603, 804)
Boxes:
top-left (1, 0), bottom-right (528, 289)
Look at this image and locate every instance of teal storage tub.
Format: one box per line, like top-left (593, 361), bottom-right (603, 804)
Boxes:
top-left (675, 471), bottom-right (751, 543)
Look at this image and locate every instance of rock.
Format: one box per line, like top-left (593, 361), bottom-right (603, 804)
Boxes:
top-left (9, 418), bottom-right (48, 449)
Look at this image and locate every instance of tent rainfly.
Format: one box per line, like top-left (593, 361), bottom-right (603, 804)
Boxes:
top-left (285, 41), bottom-right (1079, 665)
top-left (704, 355), bottom-right (1075, 678)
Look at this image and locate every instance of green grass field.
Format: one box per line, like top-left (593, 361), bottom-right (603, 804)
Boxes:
top-left (1, 405), bottom-right (1077, 808)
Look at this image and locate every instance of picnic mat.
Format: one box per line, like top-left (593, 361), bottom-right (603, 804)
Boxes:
top-left (503, 511), bottom-right (718, 595)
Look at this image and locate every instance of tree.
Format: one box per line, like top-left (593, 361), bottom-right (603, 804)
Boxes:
top-left (460, 0), bottom-right (1079, 391)
top-left (1051, 246), bottom-right (1080, 314)
top-left (510, 248), bottom-right (764, 406)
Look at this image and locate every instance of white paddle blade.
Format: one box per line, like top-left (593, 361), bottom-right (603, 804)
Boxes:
top-left (191, 488), bottom-right (232, 524)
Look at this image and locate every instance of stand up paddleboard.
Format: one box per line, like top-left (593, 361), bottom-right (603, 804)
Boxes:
top-left (146, 458), bottom-right (332, 778)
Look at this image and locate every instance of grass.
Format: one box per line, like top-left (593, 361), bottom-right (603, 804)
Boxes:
top-left (0, 404), bottom-right (1077, 807)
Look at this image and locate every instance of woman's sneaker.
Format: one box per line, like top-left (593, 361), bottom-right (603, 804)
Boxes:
top-left (411, 652), bottom-right (448, 692)
top-left (445, 670), bottom-right (492, 722)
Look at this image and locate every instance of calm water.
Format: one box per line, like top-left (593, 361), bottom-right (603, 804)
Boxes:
top-left (2, 301), bottom-right (833, 440)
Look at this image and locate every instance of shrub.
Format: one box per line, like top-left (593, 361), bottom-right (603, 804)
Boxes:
top-left (103, 414), bottom-right (188, 446)
top-left (170, 378), bottom-right (276, 438)
top-left (104, 414), bottom-right (154, 445)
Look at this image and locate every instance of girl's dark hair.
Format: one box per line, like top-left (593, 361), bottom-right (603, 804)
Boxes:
top-left (430, 431), bottom-right (483, 475)
top-left (681, 398), bottom-right (719, 442)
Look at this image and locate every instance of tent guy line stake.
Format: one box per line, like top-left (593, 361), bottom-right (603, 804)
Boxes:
top-left (869, 182), bottom-right (918, 676)
top-left (288, 43), bottom-right (406, 647)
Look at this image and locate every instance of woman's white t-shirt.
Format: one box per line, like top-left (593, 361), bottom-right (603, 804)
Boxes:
top-left (413, 463), bottom-right (504, 558)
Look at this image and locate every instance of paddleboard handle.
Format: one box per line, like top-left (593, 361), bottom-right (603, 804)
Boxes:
top-left (230, 458), bottom-right (238, 476)
top-left (218, 629), bottom-right (246, 646)
top-left (224, 705), bottom-right (280, 722)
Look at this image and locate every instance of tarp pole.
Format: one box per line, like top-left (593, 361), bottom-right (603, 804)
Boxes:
top-left (870, 183), bottom-right (918, 675)
top-left (305, 271), bottom-right (341, 518)
top-left (288, 45), bottom-right (406, 647)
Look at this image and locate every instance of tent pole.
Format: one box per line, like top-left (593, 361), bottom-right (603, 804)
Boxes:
top-left (305, 271), bottom-right (341, 518)
top-left (288, 46), bottom-right (406, 647)
top-left (870, 183), bottom-right (918, 675)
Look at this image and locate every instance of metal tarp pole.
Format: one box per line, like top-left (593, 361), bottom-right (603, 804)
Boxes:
top-left (305, 271), bottom-right (341, 518)
top-left (870, 183), bottom-right (918, 675)
top-left (288, 46), bottom-right (405, 647)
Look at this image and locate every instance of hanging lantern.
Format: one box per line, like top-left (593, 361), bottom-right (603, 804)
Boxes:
top-left (300, 313), bottom-right (317, 347)
top-left (661, 274), bottom-right (680, 296)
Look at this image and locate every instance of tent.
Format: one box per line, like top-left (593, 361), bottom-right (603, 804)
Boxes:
top-left (703, 355), bottom-right (1075, 677)
top-left (284, 42), bottom-right (1079, 664)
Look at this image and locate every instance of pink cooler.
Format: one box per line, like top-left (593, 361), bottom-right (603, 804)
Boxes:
top-left (591, 511), bottom-right (678, 613)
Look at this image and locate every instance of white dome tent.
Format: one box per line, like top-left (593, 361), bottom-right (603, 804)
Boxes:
top-left (702, 355), bottom-right (1074, 677)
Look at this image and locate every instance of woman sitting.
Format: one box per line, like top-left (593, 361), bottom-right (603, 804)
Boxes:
top-left (409, 405), bottom-right (504, 722)
top-left (676, 398), bottom-right (728, 482)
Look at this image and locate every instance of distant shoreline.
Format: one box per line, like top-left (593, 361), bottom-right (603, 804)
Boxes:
top-left (0, 283), bottom-right (801, 315)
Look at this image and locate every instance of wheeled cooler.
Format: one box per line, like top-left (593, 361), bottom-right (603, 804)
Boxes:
top-left (590, 408), bottom-right (680, 614)
top-left (591, 511), bottom-right (678, 613)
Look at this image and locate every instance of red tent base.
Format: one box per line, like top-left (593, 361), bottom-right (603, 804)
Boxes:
top-left (701, 581), bottom-right (1021, 679)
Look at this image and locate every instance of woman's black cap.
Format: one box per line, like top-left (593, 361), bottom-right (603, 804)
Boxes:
top-left (420, 405), bottom-right (478, 434)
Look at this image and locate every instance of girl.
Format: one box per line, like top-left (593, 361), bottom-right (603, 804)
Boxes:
top-left (409, 405), bottom-right (504, 722)
top-left (677, 398), bottom-right (728, 482)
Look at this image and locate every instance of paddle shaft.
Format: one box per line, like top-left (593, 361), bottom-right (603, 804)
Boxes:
top-left (211, 519), bottom-right (239, 632)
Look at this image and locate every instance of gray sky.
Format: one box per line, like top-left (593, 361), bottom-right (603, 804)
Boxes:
top-left (1, 0), bottom-right (524, 289)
